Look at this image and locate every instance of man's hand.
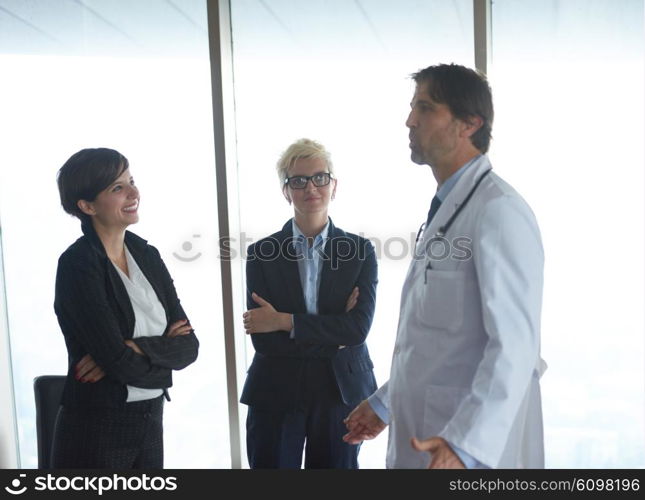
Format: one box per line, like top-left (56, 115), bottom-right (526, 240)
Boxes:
top-left (345, 286), bottom-right (359, 312)
top-left (75, 354), bottom-right (106, 383)
top-left (342, 399), bottom-right (387, 444)
top-left (411, 436), bottom-right (466, 469)
top-left (243, 292), bottom-right (292, 334)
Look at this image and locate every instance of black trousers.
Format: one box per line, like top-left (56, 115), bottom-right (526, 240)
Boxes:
top-left (246, 358), bottom-right (360, 469)
top-left (51, 395), bottom-right (164, 469)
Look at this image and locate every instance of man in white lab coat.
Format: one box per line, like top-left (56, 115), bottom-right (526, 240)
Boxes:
top-left (343, 63), bottom-right (545, 468)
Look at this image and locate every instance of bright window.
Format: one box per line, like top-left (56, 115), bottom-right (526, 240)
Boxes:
top-left (0, 0), bottom-right (230, 468)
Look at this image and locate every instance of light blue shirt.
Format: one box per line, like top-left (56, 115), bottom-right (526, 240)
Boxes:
top-left (369, 155), bottom-right (489, 469)
top-left (288, 219), bottom-right (329, 338)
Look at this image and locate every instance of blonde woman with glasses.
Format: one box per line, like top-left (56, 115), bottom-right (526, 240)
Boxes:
top-left (240, 138), bottom-right (378, 469)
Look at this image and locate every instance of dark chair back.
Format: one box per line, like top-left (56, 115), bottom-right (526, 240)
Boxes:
top-left (33, 375), bottom-right (65, 469)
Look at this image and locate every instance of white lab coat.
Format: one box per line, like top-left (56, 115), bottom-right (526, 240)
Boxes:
top-left (374, 155), bottom-right (546, 468)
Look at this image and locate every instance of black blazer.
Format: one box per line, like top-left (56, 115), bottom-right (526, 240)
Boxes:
top-left (240, 218), bottom-right (378, 411)
top-left (54, 223), bottom-right (199, 409)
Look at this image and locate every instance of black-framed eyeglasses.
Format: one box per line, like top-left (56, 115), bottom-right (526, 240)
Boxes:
top-left (284, 172), bottom-right (334, 189)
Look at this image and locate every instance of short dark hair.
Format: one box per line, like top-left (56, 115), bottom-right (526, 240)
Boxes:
top-left (412, 63), bottom-right (494, 153)
top-left (57, 148), bottom-right (129, 223)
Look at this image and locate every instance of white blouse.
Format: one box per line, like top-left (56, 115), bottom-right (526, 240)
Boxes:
top-left (113, 246), bottom-right (166, 402)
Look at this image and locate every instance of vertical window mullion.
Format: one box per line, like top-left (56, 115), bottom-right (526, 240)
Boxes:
top-left (207, 0), bottom-right (244, 470)
top-left (474, 0), bottom-right (492, 75)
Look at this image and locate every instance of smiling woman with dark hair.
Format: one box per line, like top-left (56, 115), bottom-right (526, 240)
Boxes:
top-left (51, 147), bottom-right (199, 469)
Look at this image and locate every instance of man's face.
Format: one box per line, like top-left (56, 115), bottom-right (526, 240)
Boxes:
top-left (406, 81), bottom-right (462, 167)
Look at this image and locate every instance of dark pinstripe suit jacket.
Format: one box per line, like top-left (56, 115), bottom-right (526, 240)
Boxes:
top-left (240, 218), bottom-right (378, 411)
top-left (54, 223), bottom-right (199, 409)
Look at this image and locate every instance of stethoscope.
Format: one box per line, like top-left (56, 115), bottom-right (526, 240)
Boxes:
top-left (415, 168), bottom-right (492, 282)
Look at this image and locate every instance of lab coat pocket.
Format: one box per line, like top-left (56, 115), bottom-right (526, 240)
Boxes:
top-left (422, 384), bottom-right (469, 438)
top-left (417, 269), bottom-right (465, 333)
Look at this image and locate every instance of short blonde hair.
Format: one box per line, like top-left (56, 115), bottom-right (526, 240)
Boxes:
top-left (276, 138), bottom-right (334, 185)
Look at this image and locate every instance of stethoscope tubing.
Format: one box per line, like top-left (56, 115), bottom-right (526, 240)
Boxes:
top-left (417, 168), bottom-right (493, 279)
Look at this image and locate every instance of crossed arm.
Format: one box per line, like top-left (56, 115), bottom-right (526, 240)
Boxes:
top-left (242, 287), bottom-right (359, 335)
top-left (242, 240), bottom-right (376, 355)
top-left (75, 319), bottom-right (194, 383)
top-left (56, 249), bottom-right (198, 387)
